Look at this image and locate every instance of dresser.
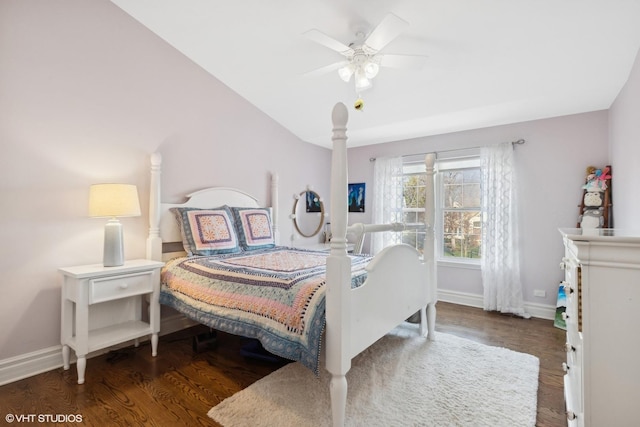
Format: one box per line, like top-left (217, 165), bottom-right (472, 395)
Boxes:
top-left (559, 229), bottom-right (640, 426)
top-left (59, 259), bottom-right (164, 384)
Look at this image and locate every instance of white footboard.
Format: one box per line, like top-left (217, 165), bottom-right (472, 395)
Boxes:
top-left (350, 243), bottom-right (430, 357)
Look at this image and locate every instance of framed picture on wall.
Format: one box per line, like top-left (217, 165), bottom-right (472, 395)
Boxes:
top-left (348, 183), bottom-right (365, 212)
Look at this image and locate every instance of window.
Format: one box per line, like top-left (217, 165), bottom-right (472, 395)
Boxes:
top-left (437, 157), bottom-right (482, 261)
top-left (400, 155), bottom-right (482, 262)
top-left (401, 162), bottom-right (427, 253)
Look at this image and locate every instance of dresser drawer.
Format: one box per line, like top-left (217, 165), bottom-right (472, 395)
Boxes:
top-left (89, 271), bottom-right (153, 304)
top-left (565, 340), bottom-right (582, 399)
top-left (564, 374), bottom-right (580, 427)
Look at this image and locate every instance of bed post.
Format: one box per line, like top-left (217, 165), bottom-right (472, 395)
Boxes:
top-left (423, 153), bottom-right (437, 340)
top-left (271, 172), bottom-right (280, 245)
top-left (146, 152), bottom-right (162, 262)
top-left (326, 102), bottom-right (351, 427)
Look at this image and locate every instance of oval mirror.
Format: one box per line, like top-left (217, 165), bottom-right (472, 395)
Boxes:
top-left (292, 190), bottom-right (324, 237)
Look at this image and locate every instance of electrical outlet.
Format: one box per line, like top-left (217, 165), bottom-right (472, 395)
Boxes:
top-left (533, 289), bottom-right (546, 298)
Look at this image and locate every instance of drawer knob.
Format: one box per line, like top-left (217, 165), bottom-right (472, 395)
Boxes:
top-left (564, 343), bottom-right (576, 353)
top-left (567, 411), bottom-right (577, 421)
top-left (562, 362), bottom-right (570, 372)
top-left (560, 281), bottom-right (574, 294)
top-left (119, 283), bottom-right (129, 290)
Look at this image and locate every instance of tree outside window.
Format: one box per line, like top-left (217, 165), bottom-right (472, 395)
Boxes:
top-left (442, 168), bottom-right (481, 259)
top-left (401, 164), bottom-right (426, 253)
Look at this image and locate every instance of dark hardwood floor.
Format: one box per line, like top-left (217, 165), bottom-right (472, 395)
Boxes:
top-left (0, 302), bottom-right (566, 426)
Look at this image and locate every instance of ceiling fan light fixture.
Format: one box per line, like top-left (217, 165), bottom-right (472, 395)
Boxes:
top-left (305, 12), bottom-right (421, 96)
top-left (338, 65), bottom-right (354, 82)
top-left (355, 68), bottom-right (372, 92)
top-left (364, 61), bottom-right (379, 79)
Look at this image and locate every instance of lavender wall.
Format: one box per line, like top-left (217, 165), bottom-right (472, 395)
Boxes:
top-left (347, 111), bottom-right (609, 309)
top-left (609, 47), bottom-right (640, 228)
top-left (0, 1), bottom-right (330, 360)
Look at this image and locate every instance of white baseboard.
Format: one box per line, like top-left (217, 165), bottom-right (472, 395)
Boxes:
top-left (0, 345), bottom-right (64, 386)
top-left (437, 289), bottom-right (556, 320)
top-left (0, 314), bottom-right (198, 387)
top-left (522, 301), bottom-right (557, 320)
top-left (437, 289), bottom-right (484, 308)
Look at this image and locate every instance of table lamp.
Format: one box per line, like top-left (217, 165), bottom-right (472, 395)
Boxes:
top-left (89, 183), bottom-right (141, 267)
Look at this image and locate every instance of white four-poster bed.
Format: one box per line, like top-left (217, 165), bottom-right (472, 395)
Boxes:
top-left (146, 102), bottom-right (437, 427)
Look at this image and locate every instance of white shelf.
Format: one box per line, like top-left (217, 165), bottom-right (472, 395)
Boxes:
top-left (67, 320), bottom-right (152, 353)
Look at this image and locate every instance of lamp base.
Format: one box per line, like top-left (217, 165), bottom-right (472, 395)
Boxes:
top-left (103, 218), bottom-right (124, 267)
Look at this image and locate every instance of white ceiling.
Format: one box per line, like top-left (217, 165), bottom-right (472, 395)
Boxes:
top-left (110, 0), bottom-right (640, 148)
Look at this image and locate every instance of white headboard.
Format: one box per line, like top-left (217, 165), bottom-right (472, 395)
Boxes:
top-left (146, 152), bottom-right (279, 261)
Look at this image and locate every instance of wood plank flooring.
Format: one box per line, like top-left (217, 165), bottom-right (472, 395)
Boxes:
top-left (0, 302), bottom-right (566, 426)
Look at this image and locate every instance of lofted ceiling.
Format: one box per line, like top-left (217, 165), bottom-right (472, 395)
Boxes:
top-left (110, 1), bottom-right (640, 148)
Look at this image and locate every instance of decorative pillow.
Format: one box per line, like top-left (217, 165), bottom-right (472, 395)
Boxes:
top-left (171, 206), bottom-right (240, 256)
top-left (231, 207), bottom-right (275, 251)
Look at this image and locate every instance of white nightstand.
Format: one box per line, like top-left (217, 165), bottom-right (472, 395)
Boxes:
top-left (59, 259), bottom-right (164, 384)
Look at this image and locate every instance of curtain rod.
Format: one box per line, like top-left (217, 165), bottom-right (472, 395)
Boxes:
top-left (369, 138), bottom-right (525, 162)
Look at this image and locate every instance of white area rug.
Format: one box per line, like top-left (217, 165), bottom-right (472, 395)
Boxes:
top-left (208, 324), bottom-right (539, 427)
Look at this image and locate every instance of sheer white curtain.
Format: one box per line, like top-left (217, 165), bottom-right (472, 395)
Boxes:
top-left (480, 143), bottom-right (527, 317)
top-left (371, 156), bottom-right (403, 254)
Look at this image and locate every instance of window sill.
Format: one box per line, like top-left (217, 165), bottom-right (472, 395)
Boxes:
top-left (437, 259), bottom-right (481, 270)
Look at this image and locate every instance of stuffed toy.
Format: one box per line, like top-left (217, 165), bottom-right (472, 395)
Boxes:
top-left (583, 166), bottom-right (611, 192)
top-left (584, 191), bottom-right (603, 207)
top-left (579, 208), bottom-right (604, 228)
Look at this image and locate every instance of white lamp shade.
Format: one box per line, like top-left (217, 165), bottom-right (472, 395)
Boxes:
top-left (89, 183), bottom-right (140, 267)
top-left (364, 62), bottom-right (379, 79)
top-left (338, 64), bottom-right (354, 82)
top-left (89, 184), bottom-right (141, 218)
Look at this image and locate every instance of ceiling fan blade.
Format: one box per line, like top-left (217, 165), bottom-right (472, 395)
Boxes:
top-left (363, 13), bottom-right (409, 53)
top-left (379, 54), bottom-right (428, 69)
top-left (303, 29), bottom-right (354, 56)
top-left (304, 60), bottom-right (349, 77)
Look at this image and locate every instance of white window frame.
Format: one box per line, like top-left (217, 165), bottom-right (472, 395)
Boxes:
top-left (435, 153), bottom-right (482, 267)
top-left (400, 160), bottom-right (427, 253)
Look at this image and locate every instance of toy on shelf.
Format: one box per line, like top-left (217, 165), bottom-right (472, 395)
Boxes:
top-left (577, 165), bottom-right (612, 229)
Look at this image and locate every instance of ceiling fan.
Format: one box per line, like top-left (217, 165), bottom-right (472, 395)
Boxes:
top-left (304, 13), bottom-right (427, 94)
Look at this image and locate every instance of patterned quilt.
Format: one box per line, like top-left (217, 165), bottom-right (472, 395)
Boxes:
top-left (160, 246), bottom-right (371, 374)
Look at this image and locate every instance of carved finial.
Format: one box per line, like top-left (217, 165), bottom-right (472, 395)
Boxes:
top-left (425, 153), bottom-right (435, 169)
top-left (331, 103), bottom-right (348, 128)
top-left (151, 152), bottom-right (162, 166)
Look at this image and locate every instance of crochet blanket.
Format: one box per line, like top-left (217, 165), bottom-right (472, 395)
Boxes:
top-left (160, 247), bottom-right (371, 373)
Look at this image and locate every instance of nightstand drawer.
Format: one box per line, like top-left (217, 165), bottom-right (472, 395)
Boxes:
top-left (89, 271), bottom-right (153, 304)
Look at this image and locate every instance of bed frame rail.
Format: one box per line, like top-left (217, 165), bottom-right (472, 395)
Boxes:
top-left (347, 222), bottom-right (426, 254)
